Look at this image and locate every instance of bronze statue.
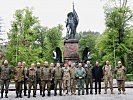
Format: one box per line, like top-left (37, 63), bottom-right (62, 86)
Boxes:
top-left (66, 3), bottom-right (79, 39)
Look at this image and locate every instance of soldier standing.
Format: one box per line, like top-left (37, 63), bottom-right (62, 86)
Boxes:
top-left (115, 61), bottom-right (126, 95)
top-left (75, 63), bottom-right (86, 95)
top-left (84, 60), bottom-right (93, 95)
top-left (22, 61), bottom-right (28, 96)
top-left (14, 62), bottom-right (24, 98)
top-left (103, 61), bottom-right (114, 94)
top-left (70, 63), bottom-right (76, 95)
top-left (36, 62), bottom-right (42, 95)
top-left (62, 63), bottom-right (71, 96)
top-left (41, 61), bottom-right (52, 97)
top-left (53, 63), bottom-right (63, 96)
top-left (50, 63), bottom-right (55, 90)
top-left (92, 61), bottom-right (103, 95)
top-left (0, 60), bottom-right (11, 98)
top-left (27, 63), bottom-right (37, 98)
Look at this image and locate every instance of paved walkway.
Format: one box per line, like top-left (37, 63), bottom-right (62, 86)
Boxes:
top-left (0, 88), bottom-right (133, 100)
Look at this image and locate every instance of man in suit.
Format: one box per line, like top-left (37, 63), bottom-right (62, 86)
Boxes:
top-left (92, 61), bottom-right (103, 95)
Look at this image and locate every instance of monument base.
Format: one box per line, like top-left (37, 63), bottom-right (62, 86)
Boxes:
top-left (64, 39), bottom-right (79, 63)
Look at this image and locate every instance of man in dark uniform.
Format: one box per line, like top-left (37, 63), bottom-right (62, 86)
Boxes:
top-left (92, 61), bottom-right (103, 95)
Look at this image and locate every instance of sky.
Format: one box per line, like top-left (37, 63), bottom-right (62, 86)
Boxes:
top-left (0, 0), bottom-right (133, 39)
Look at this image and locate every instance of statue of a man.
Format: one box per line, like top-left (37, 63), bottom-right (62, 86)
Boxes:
top-left (66, 4), bottom-right (79, 39)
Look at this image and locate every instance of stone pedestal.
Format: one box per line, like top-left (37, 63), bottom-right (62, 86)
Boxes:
top-left (64, 39), bottom-right (79, 63)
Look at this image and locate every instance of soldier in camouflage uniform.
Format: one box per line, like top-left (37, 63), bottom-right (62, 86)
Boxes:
top-left (70, 63), bottom-right (76, 95)
top-left (75, 63), bottom-right (86, 95)
top-left (0, 60), bottom-right (11, 98)
top-left (102, 61), bottom-right (114, 94)
top-left (53, 63), bottom-right (63, 96)
top-left (41, 61), bottom-right (52, 97)
top-left (14, 62), bottom-right (24, 98)
top-left (22, 61), bottom-right (28, 96)
top-left (62, 63), bottom-right (71, 96)
top-left (115, 61), bottom-right (126, 95)
top-left (50, 63), bottom-right (55, 90)
top-left (84, 60), bottom-right (93, 95)
top-left (36, 62), bottom-right (42, 95)
top-left (27, 63), bottom-right (37, 98)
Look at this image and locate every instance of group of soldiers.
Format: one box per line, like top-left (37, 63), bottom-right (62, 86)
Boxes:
top-left (0, 59), bottom-right (126, 98)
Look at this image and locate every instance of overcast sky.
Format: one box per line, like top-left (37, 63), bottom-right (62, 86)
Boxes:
top-left (0, 0), bottom-right (133, 38)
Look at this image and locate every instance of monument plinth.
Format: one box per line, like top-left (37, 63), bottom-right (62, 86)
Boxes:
top-left (64, 4), bottom-right (79, 63)
top-left (64, 39), bottom-right (79, 62)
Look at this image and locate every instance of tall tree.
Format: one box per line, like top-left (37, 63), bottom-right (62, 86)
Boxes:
top-left (103, 0), bottom-right (133, 66)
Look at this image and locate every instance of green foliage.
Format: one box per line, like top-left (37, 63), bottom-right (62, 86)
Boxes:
top-left (4, 8), bottom-right (63, 68)
top-left (79, 32), bottom-right (99, 64)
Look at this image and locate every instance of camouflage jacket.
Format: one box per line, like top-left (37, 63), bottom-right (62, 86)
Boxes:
top-left (0, 65), bottom-right (11, 80)
top-left (27, 68), bottom-right (37, 82)
top-left (70, 67), bottom-right (75, 79)
top-left (84, 64), bottom-right (93, 79)
top-left (53, 67), bottom-right (63, 80)
top-left (103, 65), bottom-right (113, 78)
top-left (115, 66), bottom-right (126, 81)
top-left (36, 67), bottom-right (41, 81)
top-left (41, 67), bottom-right (52, 81)
top-left (62, 67), bottom-right (70, 80)
top-left (14, 66), bottom-right (24, 82)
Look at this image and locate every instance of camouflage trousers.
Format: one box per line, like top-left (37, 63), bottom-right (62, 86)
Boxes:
top-left (36, 80), bottom-right (42, 94)
top-left (15, 81), bottom-right (23, 94)
top-left (28, 81), bottom-right (36, 94)
top-left (104, 76), bottom-right (113, 91)
top-left (63, 79), bottom-right (70, 93)
top-left (117, 80), bottom-right (125, 92)
top-left (85, 78), bottom-right (93, 94)
top-left (1, 79), bottom-right (10, 93)
top-left (54, 79), bottom-right (62, 92)
top-left (77, 79), bottom-right (85, 94)
top-left (42, 80), bottom-right (51, 92)
top-left (70, 78), bottom-right (76, 94)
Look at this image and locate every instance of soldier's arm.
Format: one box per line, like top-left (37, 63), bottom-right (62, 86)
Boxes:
top-left (83, 68), bottom-right (86, 77)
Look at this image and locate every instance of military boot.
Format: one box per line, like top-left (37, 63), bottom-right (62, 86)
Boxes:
top-left (1, 93), bottom-right (3, 98)
top-left (42, 91), bottom-right (45, 97)
top-left (27, 93), bottom-right (30, 98)
top-left (24, 92), bottom-right (27, 96)
top-left (104, 90), bottom-right (107, 94)
top-left (59, 89), bottom-right (62, 96)
top-left (19, 93), bottom-right (22, 98)
top-left (111, 90), bottom-right (114, 94)
top-left (40, 90), bottom-right (42, 95)
top-left (5, 93), bottom-right (8, 98)
top-left (48, 91), bottom-right (51, 96)
top-left (123, 91), bottom-right (126, 95)
top-left (15, 93), bottom-right (19, 98)
top-left (33, 92), bottom-right (36, 97)
top-left (118, 91), bottom-right (121, 94)
top-left (54, 90), bottom-right (57, 96)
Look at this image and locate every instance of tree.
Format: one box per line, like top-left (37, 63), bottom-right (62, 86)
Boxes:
top-left (45, 25), bottom-right (63, 62)
top-left (79, 32), bottom-right (99, 64)
top-left (104, 0), bottom-right (133, 66)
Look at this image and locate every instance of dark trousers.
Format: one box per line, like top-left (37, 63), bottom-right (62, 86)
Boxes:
top-left (94, 80), bottom-right (101, 94)
top-left (1, 79), bottom-right (10, 94)
top-left (23, 79), bottom-right (27, 95)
